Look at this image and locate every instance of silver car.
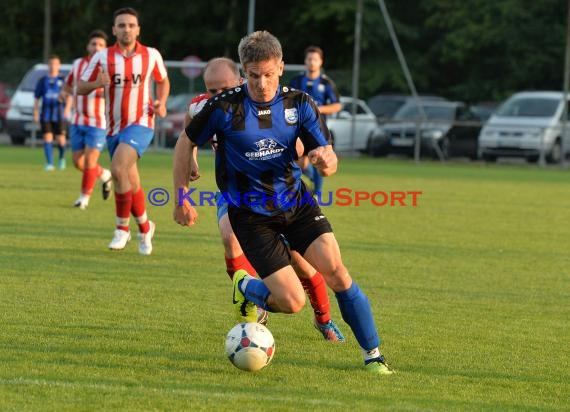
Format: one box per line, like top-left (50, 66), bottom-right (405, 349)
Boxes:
top-left (478, 91), bottom-right (570, 163)
top-left (326, 96), bottom-right (378, 152)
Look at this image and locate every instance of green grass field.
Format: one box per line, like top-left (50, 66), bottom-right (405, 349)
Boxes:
top-left (0, 146), bottom-right (568, 411)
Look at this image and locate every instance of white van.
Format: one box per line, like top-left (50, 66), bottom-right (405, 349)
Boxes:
top-left (6, 63), bottom-right (72, 145)
top-left (478, 91), bottom-right (570, 163)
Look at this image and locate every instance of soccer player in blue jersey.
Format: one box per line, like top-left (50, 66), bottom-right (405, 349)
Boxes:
top-left (177, 57), bottom-right (344, 341)
top-left (34, 55), bottom-right (71, 171)
top-left (172, 31), bottom-right (392, 374)
top-left (289, 46), bottom-right (341, 196)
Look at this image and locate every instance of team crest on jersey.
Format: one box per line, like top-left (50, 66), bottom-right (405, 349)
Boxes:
top-left (284, 108), bottom-right (298, 124)
top-left (246, 138), bottom-right (285, 161)
top-left (255, 138), bottom-right (278, 150)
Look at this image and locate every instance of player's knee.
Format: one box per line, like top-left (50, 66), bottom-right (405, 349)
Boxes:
top-left (322, 264), bottom-right (351, 291)
top-left (110, 164), bottom-right (126, 180)
top-left (276, 293), bottom-right (305, 314)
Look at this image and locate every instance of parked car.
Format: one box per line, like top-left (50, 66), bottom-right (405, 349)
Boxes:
top-left (158, 93), bottom-right (196, 148)
top-left (326, 96), bottom-right (378, 152)
top-left (478, 91), bottom-right (570, 163)
top-left (366, 93), bottom-right (446, 122)
top-left (368, 100), bottom-right (484, 159)
top-left (0, 82), bottom-right (14, 132)
top-left (470, 102), bottom-right (498, 122)
top-left (6, 63), bottom-right (72, 145)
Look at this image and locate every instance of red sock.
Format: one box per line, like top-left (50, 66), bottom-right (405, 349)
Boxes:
top-left (115, 191), bottom-right (132, 231)
top-left (300, 272), bottom-right (331, 324)
top-left (225, 254), bottom-right (257, 280)
top-left (81, 167), bottom-right (99, 196)
top-left (131, 187), bottom-right (150, 233)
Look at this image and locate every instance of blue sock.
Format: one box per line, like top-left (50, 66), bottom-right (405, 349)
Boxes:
top-left (43, 142), bottom-right (53, 165)
top-left (58, 144), bottom-right (66, 160)
top-left (312, 167), bottom-right (324, 194)
top-left (335, 282), bottom-right (380, 351)
top-left (240, 278), bottom-right (273, 312)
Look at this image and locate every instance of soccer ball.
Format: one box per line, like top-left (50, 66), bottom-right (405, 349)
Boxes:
top-left (225, 322), bottom-right (275, 372)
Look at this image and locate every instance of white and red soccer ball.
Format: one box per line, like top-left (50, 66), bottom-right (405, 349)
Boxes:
top-left (225, 322), bottom-right (275, 372)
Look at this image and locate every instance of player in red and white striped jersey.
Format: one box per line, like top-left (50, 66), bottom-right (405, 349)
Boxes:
top-left (78, 7), bottom-right (170, 255)
top-left (60, 30), bottom-right (112, 210)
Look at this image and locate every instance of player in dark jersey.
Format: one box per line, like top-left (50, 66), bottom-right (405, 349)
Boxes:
top-left (289, 46), bottom-right (341, 196)
top-left (173, 31), bottom-right (392, 375)
top-left (177, 57), bottom-right (344, 341)
top-left (33, 55), bottom-right (71, 171)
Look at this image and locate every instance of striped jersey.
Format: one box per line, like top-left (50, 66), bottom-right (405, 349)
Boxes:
top-left (188, 93), bottom-right (209, 118)
top-left (65, 56), bottom-right (106, 129)
top-left (185, 84), bottom-right (331, 216)
top-left (81, 42), bottom-right (168, 136)
top-left (34, 75), bottom-right (66, 122)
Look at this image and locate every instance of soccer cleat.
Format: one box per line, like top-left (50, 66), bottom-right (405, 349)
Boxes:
top-left (365, 355), bottom-right (394, 375)
top-left (232, 269), bottom-right (257, 323)
top-left (257, 306), bottom-right (269, 326)
top-left (58, 158), bottom-right (66, 170)
top-left (44, 164), bottom-right (55, 172)
top-left (73, 196), bottom-right (89, 210)
top-left (102, 178), bottom-right (113, 200)
top-left (108, 229), bottom-right (131, 250)
top-left (314, 319), bottom-right (345, 342)
top-left (138, 221), bottom-right (155, 255)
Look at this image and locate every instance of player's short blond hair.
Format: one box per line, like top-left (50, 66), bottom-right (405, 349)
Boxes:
top-left (238, 31), bottom-right (282, 69)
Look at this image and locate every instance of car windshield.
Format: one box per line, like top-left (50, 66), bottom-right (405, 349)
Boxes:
top-left (394, 104), bottom-right (455, 121)
top-left (495, 97), bottom-right (559, 117)
top-left (20, 68), bottom-right (70, 92)
top-left (368, 98), bottom-right (405, 118)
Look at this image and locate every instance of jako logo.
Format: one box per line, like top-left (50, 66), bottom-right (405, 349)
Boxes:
top-left (258, 109), bottom-right (271, 115)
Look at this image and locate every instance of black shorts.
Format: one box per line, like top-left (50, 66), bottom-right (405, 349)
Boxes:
top-left (41, 120), bottom-right (66, 136)
top-left (228, 192), bottom-right (333, 278)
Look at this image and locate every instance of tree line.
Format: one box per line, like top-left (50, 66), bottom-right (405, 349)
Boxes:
top-left (0, 0), bottom-right (566, 103)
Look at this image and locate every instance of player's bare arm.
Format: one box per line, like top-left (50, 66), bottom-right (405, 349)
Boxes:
top-left (308, 145), bottom-right (337, 177)
top-left (153, 77), bottom-right (170, 118)
top-left (172, 130), bottom-right (199, 226)
top-left (318, 102), bottom-right (341, 115)
top-left (77, 70), bottom-right (110, 95)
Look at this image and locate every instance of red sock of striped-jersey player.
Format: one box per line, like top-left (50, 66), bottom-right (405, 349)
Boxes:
top-left (81, 167), bottom-right (99, 196)
top-left (225, 254), bottom-right (257, 280)
top-left (131, 187), bottom-right (150, 234)
top-left (300, 272), bottom-right (331, 324)
top-left (114, 191), bottom-right (132, 232)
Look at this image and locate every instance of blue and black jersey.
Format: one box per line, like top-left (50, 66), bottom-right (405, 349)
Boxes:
top-left (34, 75), bottom-right (66, 122)
top-left (185, 84), bottom-right (331, 216)
top-left (289, 73), bottom-right (340, 109)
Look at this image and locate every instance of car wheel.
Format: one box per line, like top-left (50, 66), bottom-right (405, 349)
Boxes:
top-left (547, 139), bottom-right (562, 164)
top-left (10, 135), bottom-right (26, 145)
top-left (367, 138), bottom-right (385, 158)
top-left (482, 154), bottom-right (497, 162)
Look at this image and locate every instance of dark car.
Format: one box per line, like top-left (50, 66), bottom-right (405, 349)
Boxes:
top-left (366, 93), bottom-right (446, 122)
top-left (368, 100), bottom-right (485, 159)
